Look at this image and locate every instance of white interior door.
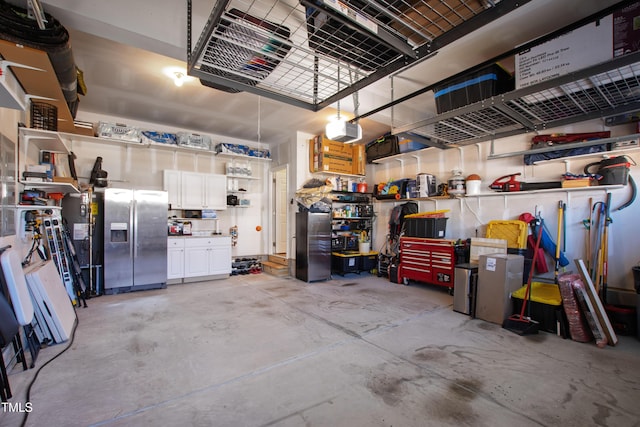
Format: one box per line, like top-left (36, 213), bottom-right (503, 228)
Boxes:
top-left (273, 167), bottom-right (288, 255)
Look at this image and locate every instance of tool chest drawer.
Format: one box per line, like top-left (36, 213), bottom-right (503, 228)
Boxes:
top-left (399, 237), bottom-right (455, 290)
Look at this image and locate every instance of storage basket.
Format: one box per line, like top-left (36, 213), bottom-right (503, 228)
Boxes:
top-left (30, 101), bottom-right (57, 131)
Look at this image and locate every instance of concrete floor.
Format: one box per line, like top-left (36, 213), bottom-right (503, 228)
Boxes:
top-left (2, 273), bottom-right (640, 427)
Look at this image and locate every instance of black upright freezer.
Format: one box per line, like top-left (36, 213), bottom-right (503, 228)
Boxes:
top-left (295, 212), bottom-right (331, 282)
top-left (61, 191), bottom-right (104, 296)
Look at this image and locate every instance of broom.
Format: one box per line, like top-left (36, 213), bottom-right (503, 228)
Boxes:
top-left (502, 220), bottom-right (544, 335)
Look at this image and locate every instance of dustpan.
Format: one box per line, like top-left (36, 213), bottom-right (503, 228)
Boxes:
top-left (502, 220), bottom-right (544, 335)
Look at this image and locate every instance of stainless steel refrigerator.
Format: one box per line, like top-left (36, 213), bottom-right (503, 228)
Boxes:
top-left (103, 188), bottom-right (168, 294)
top-left (295, 212), bottom-right (331, 282)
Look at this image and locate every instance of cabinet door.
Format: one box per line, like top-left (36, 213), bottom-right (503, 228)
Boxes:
top-left (208, 238), bottom-right (232, 275)
top-left (167, 247), bottom-right (185, 279)
top-left (181, 172), bottom-right (205, 209)
top-left (163, 170), bottom-right (182, 209)
top-left (184, 246), bottom-right (210, 277)
top-left (204, 174), bottom-right (227, 210)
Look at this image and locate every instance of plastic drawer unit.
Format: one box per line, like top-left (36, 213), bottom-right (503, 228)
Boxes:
top-left (399, 237), bottom-right (456, 293)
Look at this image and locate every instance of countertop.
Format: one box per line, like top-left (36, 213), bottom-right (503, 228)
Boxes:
top-left (168, 234), bottom-right (230, 238)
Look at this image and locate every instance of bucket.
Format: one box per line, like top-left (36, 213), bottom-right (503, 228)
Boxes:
top-left (466, 179), bottom-right (481, 195)
top-left (359, 242), bottom-right (370, 254)
top-left (357, 182), bottom-right (368, 193)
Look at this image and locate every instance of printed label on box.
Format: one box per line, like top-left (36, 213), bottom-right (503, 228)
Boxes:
top-left (485, 257), bottom-right (497, 272)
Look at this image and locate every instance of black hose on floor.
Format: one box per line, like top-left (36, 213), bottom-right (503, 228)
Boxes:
top-left (19, 312), bottom-right (79, 427)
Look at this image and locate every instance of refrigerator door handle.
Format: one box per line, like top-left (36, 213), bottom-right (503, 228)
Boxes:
top-left (132, 199), bottom-right (137, 259)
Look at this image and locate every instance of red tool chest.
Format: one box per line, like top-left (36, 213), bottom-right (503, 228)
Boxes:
top-left (399, 237), bottom-right (455, 292)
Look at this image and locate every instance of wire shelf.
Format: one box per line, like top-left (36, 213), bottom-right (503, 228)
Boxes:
top-left (392, 52), bottom-right (640, 148)
top-left (188, 0), bottom-right (503, 110)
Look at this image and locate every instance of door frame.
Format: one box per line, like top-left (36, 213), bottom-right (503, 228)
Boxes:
top-left (269, 164), bottom-right (289, 257)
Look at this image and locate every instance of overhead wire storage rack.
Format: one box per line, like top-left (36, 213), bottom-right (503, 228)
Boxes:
top-left (391, 51), bottom-right (640, 148)
top-left (187, 0), bottom-right (511, 111)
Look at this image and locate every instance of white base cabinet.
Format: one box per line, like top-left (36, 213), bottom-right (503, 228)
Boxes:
top-left (167, 238), bottom-right (185, 280)
top-left (168, 236), bottom-right (232, 283)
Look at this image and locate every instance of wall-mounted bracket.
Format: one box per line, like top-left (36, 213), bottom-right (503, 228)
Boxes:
top-left (0, 60), bottom-right (45, 110)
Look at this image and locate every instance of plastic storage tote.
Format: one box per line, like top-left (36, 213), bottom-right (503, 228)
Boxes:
top-left (433, 63), bottom-right (514, 113)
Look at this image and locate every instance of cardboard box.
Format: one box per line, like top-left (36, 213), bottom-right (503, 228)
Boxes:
top-left (52, 176), bottom-right (76, 183)
top-left (52, 177), bottom-right (79, 188)
top-left (561, 178), bottom-right (593, 188)
top-left (322, 155), bottom-right (353, 174)
top-left (351, 144), bottom-right (365, 176)
top-left (310, 135), bottom-right (364, 175)
top-left (71, 124), bottom-right (95, 137)
top-left (321, 138), bottom-right (351, 155)
top-left (476, 254), bottom-right (524, 325)
top-left (309, 136), bottom-right (318, 173)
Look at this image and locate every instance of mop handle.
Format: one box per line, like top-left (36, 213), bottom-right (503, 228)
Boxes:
top-left (520, 222), bottom-right (544, 319)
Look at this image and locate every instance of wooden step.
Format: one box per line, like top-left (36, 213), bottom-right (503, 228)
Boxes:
top-left (268, 254), bottom-right (289, 266)
top-left (262, 260), bottom-right (289, 277)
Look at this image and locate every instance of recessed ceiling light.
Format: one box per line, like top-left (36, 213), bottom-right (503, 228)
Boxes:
top-left (173, 72), bottom-right (185, 87)
top-left (162, 66), bottom-right (193, 87)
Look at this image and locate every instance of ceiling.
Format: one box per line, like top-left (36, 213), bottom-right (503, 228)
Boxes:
top-left (3, 0), bottom-right (625, 145)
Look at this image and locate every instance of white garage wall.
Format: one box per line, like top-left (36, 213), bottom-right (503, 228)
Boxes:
top-left (71, 111), bottom-right (271, 257)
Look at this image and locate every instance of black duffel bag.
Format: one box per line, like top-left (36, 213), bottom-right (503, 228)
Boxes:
top-left (366, 135), bottom-right (399, 163)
